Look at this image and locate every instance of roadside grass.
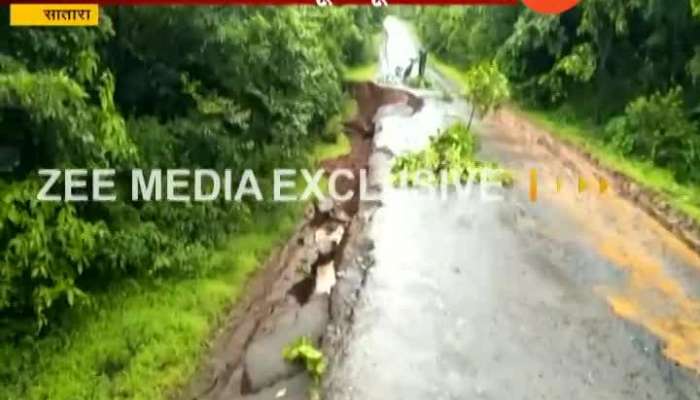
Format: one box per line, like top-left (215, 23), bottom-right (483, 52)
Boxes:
top-left (342, 63), bottom-right (377, 82)
top-left (314, 97), bottom-right (355, 163)
top-left (342, 31), bottom-right (382, 83)
top-left (431, 57), bottom-right (700, 224)
top-left (431, 58), bottom-right (466, 89)
top-left (520, 108), bottom-right (700, 223)
top-left (0, 202), bottom-right (304, 400)
top-left (0, 121), bottom-right (352, 400)
top-left (310, 131), bottom-right (351, 196)
top-left (311, 98), bottom-right (353, 195)
top-left (312, 131), bottom-right (351, 164)
top-left (409, 58), bottom-right (511, 185)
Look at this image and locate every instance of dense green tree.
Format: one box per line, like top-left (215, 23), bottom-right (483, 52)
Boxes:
top-left (413, 1), bottom-right (700, 185)
top-left (461, 61), bottom-right (510, 129)
top-left (0, 6), bottom-right (383, 335)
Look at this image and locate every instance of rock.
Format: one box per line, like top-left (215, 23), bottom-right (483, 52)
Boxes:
top-left (300, 246), bottom-right (319, 275)
top-left (332, 208), bottom-right (352, 223)
top-left (328, 225), bottom-right (345, 245)
top-left (304, 204), bottom-right (316, 222)
top-left (318, 198), bottom-right (335, 214)
top-left (315, 261), bottom-right (336, 295)
top-left (243, 296), bottom-right (330, 392)
top-left (317, 239), bottom-right (335, 258)
top-left (301, 229), bottom-right (315, 247)
top-left (242, 373), bottom-right (311, 400)
top-left (314, 225), bottom-right (345, 246)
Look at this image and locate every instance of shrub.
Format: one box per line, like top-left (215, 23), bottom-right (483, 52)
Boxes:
top-left (0, 180), bottom-right (107, 332)
top-left (461, 61), bottom-right (510, 129)
top-left (282, 336), bottom-right (327, 384)
top-left (391, 123), bottom-right (512, 186)
top-left (605, 87), bottom-right (700, 182)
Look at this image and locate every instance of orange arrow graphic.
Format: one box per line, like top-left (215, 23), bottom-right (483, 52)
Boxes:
top-left (530, 169), bottom-right (538, 202)
top-left (599, 177), bottom-right (608, 194)
top-left (578, 177), bottom-right (587, 193)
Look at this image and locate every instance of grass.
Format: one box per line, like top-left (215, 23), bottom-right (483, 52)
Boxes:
top-left (0, 204), bottom-right (304, 400)
top-left (342, 31), bottom-right (382, 83)
top-left (310, 131), bottom-right (351, 196)
top-left (312, 132), bottom-right (351, 164)
top-left (431, 58), bottom-right (466, 89)
top-left (0, 119), bottom-right (352, 399)
top-left (313, 97), bottom-right (354, 163)
top-left (311, 101), bottom-right (353, 195)
top-left (342, 63), bottom-right (377, 82)
top-left (520, 108), bottom-right (700, 223)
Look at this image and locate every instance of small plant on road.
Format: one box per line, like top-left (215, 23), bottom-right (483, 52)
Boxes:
top-left (283, 336), bottom-right (328, 385)
top-left (391, 122), bottom-right (513, 187)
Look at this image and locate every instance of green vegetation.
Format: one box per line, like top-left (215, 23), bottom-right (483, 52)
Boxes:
top-left (0, 127), bottom-right (350, 399)
top-left (405, 75), bottom-right (432, 89)
top-left (459, 61), bottom-right (510, 129)
top-left (313, 132), bottom-right (352, 165)
top-left (604, 88), bottom-right (700, 182)
top-left (431, 58), bottom-right (466, 86)
top-left (391, 123), bottom-right (512, 187)
top-left (0, 203), bottom-right (303, 400)
top-left (411, 6), bottom-right (519, 69)
top-left (0, 6), bottom-right (382, 333)
top-left (312, 119), bottom-right (352, 196)
top-left (0, 5), bottom-right (377, 399)
top-left (410, 2), bottom-right (700, 219)
top-left (316, 96), bottom-right (356, 158)
top-left (342, 31), bottom-right (382, 82)
top-left (282, 336), bottom-right (327, 385)
top-left (433, 59), bottom-right (510, 127)
top-left (343, 63), bottom-right (378, 82)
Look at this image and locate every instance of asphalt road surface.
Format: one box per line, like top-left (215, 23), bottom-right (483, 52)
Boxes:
top-left (325, 17), bottom-right (700, 400)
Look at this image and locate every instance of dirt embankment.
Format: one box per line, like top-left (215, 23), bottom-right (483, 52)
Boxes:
top-left (344, 81), bottom-right (424, 135)
top-left (183, 81), bottom-right (422, 400)
top-left (491, 108), bottom-right (700, 256)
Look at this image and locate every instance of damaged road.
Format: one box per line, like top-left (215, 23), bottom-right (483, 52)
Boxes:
top-left (183, 66), bottom-right (424, 399)
top-left (184, 199), bottom-right (349, 400)
top-left (324, 17), bottom-right (700, 400)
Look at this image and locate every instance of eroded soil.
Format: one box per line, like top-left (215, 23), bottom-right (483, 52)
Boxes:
top-left (183, 81), bottom-right (423, 400)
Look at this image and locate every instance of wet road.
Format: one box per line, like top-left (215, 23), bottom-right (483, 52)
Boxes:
top-left (326, 17), bottom-right (700, 400)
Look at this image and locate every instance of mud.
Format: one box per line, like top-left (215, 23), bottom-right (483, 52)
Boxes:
top-left (343, 82), bottom-right (424, 136)
top-left (323, 82), bottom-right (423, 217)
